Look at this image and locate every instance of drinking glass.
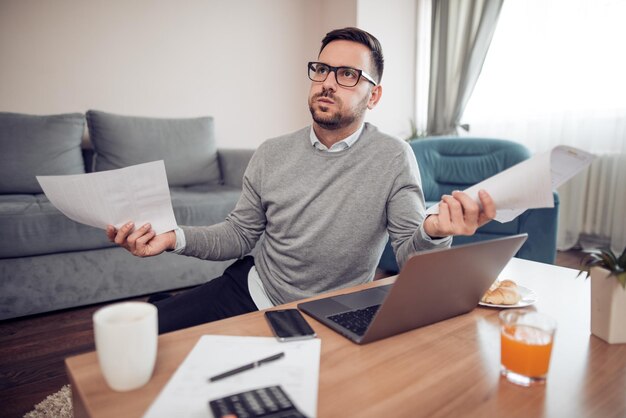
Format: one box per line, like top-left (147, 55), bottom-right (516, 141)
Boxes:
top-left (499, 309), bottom-right (556, 387)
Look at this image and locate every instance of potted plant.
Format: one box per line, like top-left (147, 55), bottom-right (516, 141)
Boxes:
top-left (579, 247), bottom-right (626, 344)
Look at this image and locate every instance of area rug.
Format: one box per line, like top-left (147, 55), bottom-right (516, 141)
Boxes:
top-left (24, 385), bottom-right (72, 418)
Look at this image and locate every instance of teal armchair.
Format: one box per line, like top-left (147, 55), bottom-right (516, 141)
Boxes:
top-left (378, 137), bottom-right (559, 273)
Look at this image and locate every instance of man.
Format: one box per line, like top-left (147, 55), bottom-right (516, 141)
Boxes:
top-left (108, 27), bottom-right (495, 333)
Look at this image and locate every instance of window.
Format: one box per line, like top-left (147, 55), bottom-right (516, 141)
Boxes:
top-left (461, 0), bottom-right (626, 252)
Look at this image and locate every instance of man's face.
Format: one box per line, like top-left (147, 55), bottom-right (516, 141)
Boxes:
top-left (308, 40), bottom-right (379, 131)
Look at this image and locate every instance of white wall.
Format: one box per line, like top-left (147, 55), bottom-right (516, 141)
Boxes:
top-left (357, 0), bottom-right (417, 140)
top-left (0, 0), bottom-right (413, 148)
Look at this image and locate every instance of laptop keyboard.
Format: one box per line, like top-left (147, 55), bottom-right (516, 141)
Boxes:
top-left (327, 304), bottom-right (381, 336)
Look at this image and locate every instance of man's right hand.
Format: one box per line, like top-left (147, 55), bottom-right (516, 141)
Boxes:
top-left (106, 222), bottom-right (176, 257)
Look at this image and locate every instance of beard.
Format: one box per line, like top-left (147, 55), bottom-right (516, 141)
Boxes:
top-left (308, 88), bottom-right (368, 130)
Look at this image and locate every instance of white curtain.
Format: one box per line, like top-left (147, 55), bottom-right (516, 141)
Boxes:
top-left (427, 0), bottom-right (504, 135)
top-left (462, 0), bottom-right (626, 254)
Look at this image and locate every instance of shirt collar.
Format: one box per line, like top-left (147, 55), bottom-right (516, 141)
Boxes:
top-left (310, 123), bottom-right (365, 152)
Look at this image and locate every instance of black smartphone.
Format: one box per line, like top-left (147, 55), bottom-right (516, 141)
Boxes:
top-left (264, 309), bottom-right (316, 342)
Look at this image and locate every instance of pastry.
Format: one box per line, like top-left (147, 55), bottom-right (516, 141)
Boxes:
top-left (481, 280), bottom-right (521, 305)
top-left (498, 280), bottom-right (517, 289)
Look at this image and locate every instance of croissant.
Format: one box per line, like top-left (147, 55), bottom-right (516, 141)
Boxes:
top-left (498, 280), bottom-right (518, 289)
top-left (481, 280), bottom-right (521, 305)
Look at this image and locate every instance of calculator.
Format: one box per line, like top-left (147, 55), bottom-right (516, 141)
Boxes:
top-left (208, 385), bottom-right (307, 418)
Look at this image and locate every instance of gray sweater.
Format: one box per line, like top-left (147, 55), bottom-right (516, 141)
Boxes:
top-left (181, 123), bottom-right (451, 305)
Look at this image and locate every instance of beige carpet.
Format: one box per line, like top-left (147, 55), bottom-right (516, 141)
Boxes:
top-left (24, 385), bottom-right (72, 418)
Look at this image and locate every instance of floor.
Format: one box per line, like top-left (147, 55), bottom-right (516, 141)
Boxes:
top-left (0, 250), bottom-right (585, 418)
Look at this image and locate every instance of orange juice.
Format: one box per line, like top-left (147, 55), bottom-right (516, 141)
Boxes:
top-left (501, 324), bottom-right (553, 377)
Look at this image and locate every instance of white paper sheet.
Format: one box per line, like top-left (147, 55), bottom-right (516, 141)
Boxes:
top-left (36, 160), bottom-right (177, 235)
top-left (143, 335), bottom-right (321, 418)
top-left (425, 145), bottom-right (595, 223)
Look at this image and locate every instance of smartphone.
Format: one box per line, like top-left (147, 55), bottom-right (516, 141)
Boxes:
top-left (264, 309), bottom-right (316, 342)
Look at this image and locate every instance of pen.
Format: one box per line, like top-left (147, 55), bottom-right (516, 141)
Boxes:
top-left (208, 352), bottom-right (285, 382)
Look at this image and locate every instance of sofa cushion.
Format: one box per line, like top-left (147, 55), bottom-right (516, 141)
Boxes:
top-left (0, 186), bottom-right (241, 259)
top-left (0, 112), bottom-right (85, 194)
top-left (0, 194), bottom-right (110, 258)
top-left (86, 110), bottom-right (221, 187)
top-left (169, 185), bottom-right (242, 226)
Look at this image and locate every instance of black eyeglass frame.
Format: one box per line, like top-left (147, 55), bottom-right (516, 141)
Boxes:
top-left (307, 61), bottom-right (378, 87)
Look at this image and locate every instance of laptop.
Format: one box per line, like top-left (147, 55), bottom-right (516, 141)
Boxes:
top-left (298, 234), bottom-right (528, 344)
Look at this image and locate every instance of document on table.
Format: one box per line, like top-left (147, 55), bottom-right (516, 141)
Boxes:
top-left (143, 335), bottom-right (321, 418)
top-left (36, 160), bottom-right (177, 235)
top-left (425, 145), bottom-right (595, 223)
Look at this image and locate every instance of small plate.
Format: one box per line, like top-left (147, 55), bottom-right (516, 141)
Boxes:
top-left (479, 285), bottom-right (537, 308)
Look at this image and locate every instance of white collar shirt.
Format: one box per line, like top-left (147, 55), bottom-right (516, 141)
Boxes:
top-left (309, 123), bottom-right (365, 152)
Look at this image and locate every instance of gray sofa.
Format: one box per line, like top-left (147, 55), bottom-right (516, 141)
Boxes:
top-left (0, 111), bottom-right (254, 320)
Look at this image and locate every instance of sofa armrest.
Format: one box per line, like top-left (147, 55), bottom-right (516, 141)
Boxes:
top-left (217, 148), bottom-right (255, 188)
top-left (516, 191), bottom-right (560, 264)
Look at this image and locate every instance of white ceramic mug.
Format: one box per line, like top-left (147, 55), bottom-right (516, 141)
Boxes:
top-left (93, 302), bottom-right (158, 391)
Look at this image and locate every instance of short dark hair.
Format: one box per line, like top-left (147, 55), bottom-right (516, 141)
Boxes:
top-left (320, 27), bottom-right (384, 83)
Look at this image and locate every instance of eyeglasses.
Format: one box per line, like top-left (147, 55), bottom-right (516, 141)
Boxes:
top-left (307, 62), bottom-right (377, 87)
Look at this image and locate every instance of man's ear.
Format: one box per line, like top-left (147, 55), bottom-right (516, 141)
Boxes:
top-left (367, 85), bottom-right (383, 109)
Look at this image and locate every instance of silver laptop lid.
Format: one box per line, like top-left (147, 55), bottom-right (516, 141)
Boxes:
top-left (299, 234), bottom-right (528, 344)
top-left (359, 234), bottom-right (528, 344)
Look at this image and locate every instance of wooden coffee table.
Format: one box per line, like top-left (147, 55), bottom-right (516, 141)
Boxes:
top-left (66, 258), bottom-right (626, 417)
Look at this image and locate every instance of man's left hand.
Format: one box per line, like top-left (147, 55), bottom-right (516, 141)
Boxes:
top-left (423, 189), bottom-right (496, 238)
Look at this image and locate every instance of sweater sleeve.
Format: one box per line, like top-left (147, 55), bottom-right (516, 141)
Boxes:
top-left (179, 145), bottom-right (267, 261)
top-left (386, 145), bottom-right (452, 270)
